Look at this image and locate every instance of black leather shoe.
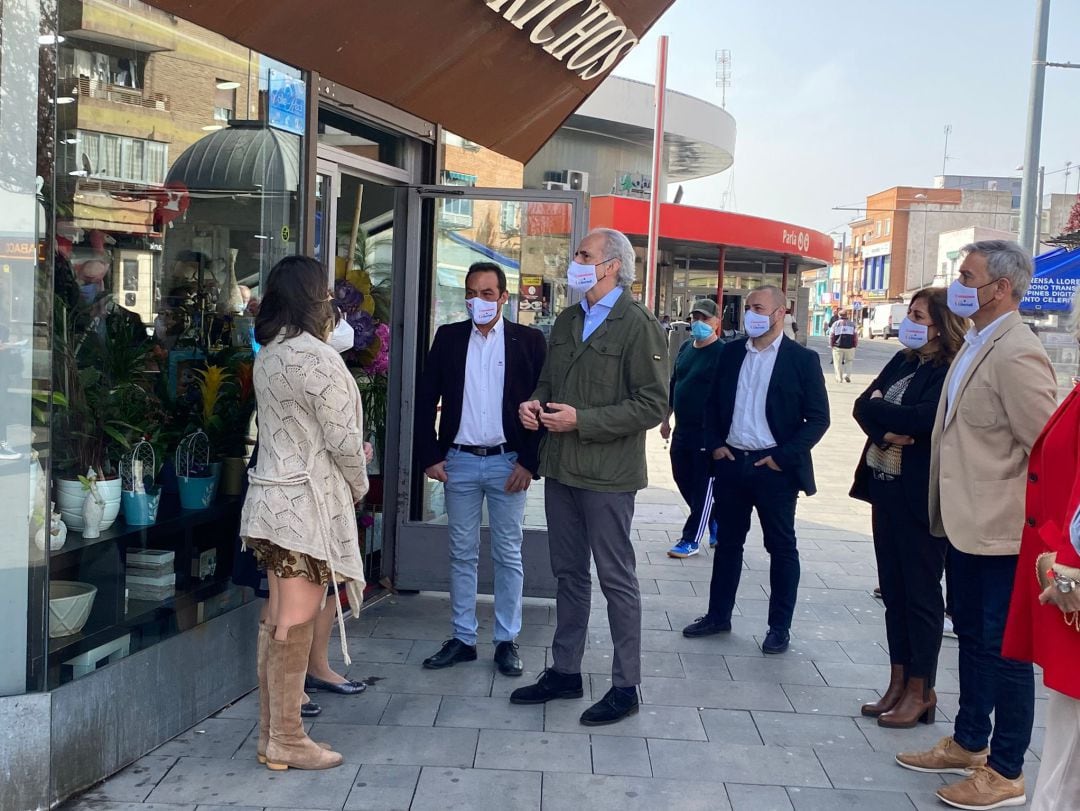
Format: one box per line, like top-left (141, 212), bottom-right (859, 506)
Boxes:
top-left (494, 641), bottom-right (523, 677)
top-left (682, 615), bottom-right (732, 638)
top-left (762, 628), bottom-right (790, 654)
top-left (305, 674), bottom-right (367, 695)
top-left (422, 638), bottom-right (478, 669)
top-left (509, 669), bottom-right (583, 704)
top-left (580, 686), bottom-right (639, 726)
top-left (300, 701), bottom-right (321, 717)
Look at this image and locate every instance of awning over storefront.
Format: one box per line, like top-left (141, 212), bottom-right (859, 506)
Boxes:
top-left (590, 195), bottom-right (835, 265)
top-left (139, 0), bottom-right (675, 162)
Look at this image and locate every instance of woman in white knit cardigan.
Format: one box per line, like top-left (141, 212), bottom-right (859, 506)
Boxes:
top-left (240, 256), bottom-right (368, 771)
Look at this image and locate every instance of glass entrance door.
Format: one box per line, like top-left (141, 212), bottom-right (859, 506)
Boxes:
top-left (392, 186), bottom-right (587, 597)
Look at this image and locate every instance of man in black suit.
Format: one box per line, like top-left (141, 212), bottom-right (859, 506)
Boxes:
top-left (414, 262), bottom-right (547, 676)
top-left (683, 285), bottom-right (830, 654)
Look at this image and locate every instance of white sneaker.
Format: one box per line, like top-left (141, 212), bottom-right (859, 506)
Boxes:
top-left (943, 616), bottom-right (957, 639)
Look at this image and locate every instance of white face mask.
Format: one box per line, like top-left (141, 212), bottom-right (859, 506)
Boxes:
top-left (743, 309), bottom-right (775, 338)
top-left (465, 297), bottom-right (500, 326)
top-left (328, 318), bottom-right (354, 353)
top-left (897, 317), bottom-right (929, 350)
top-left (566, 259), bottom-right (608, 293)
top-left (947, 278), bottom-right (995, 318)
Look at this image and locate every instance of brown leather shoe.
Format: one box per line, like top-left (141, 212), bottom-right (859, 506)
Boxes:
top-left (895, 735), bottom-right (988, 775)
top-left (936, 765), bottom-right (1025, 810)
top-left (878, 676), bottom-right (936, 728)
top-left (861, 664), bottom-right (905, 717)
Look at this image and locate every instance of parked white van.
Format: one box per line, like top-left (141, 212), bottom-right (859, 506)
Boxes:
top-left (866, 302), bottom-right (907, 339)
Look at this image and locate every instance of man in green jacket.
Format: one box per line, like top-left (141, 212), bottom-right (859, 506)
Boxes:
top-left (510, 228), bottom-right (669, 726)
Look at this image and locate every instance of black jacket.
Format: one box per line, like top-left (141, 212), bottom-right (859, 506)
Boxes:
top-left (414, 318), bottom-right (547, 474)
top-left (849, 350), bottom-right (949, 528)
top-left (704, 336), bottom-right (830, 495)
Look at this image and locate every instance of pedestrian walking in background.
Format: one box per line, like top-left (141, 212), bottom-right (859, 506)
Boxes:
top-left (512, 228), bottom-right (668, 726)
top-left (661, 298), bottom-right (725, 558)
top-left (829, 310), bottom-right (857, 382)
top-left (1002, 289), bottom-right (1080, 811)
top-left (897, 241), bottom-right (1057, 810)
top-left (413, 262), bottom-right (546, 677)
top-left (682, 286), bottom-right (829, 655)
top-left (783, 307), bottom-right (798, 340)
top-left (849, 287), bottom-right (967, 728)
top-left (241, 256), bottom-right (369, 771)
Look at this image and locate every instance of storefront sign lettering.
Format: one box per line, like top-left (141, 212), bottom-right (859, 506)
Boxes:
top-left (1021, 276), bottom-right (1078, 312)
top-left (782, 229), bottom-right (811, 253)
top-left (268, 69), bottom-right (306, 136)
top-left (484, 0), bottom-right (640, 80)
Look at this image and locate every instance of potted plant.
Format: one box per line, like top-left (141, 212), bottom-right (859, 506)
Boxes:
top-left (175, 429), bottom-right (220, 510)
top-left (215, 357), bottom-right (255, 495)
top-left (120, 440), bottom-right (161, 527)
top-left (51, 298), bottom-right (152, 532)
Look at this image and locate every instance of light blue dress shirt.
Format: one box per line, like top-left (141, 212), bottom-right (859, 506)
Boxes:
top-left (580, 286), bottom-right (624, 341)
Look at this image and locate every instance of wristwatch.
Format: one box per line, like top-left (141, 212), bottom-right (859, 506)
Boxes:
top-left (1053, 571), bottom-right (1078, 594)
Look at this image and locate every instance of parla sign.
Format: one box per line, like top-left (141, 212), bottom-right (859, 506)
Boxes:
top-left (483, 0), bottom-right (640, 81)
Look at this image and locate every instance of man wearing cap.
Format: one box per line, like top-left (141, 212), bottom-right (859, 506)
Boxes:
top-left (661, 299), bottom-right (725, 558)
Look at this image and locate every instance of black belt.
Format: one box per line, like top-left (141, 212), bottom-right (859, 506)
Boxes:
top-left (451, 443), bottom-right (510, 457)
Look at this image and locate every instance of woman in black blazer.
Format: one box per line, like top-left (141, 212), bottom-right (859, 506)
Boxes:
top-left (850, 286), bottom-right (967, 729)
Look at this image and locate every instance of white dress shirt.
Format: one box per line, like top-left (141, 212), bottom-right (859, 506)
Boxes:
top-left (946, 311), bottom-right (1013, 418)
top-left (726, 334), bottom-right (782, 451)
top-left (454, 317), bottom-right (507, 447)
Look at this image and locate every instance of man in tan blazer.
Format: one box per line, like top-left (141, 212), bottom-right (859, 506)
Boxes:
top-left (896, 241), bottom-right (1057, 810)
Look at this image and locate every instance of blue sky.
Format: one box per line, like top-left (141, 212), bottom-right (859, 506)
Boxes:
top-left (613, 0), bottom-right (1080, 235)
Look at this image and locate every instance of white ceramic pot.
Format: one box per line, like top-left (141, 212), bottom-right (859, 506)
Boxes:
top-left (55, 477), bottom-right (122, 532)
top-left (48, 580), bottom-right (97, 637)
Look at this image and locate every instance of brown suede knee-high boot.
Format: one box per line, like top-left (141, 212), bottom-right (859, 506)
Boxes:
top-left (265, 621), bottom-right (343, 770)
top-left (256, 622), bottom-right (273, 763)
top-left (878, 676), bottom-right (937, 728)
top-left (861, 664), bottom-right (906, 717)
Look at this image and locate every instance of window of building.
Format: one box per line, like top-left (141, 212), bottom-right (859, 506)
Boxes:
top-left (440, 170), bottom-right (476, 227)
top-left (213, 82), bottom-right (235, 122)
top-left (885, 218), bottom-right (891, 236)
top-left (500, 200), bottom-right (522, 233)
top-left (876, 220), bottom-right (882, 237)
top-left (76, 130), bottom-right (168, 185)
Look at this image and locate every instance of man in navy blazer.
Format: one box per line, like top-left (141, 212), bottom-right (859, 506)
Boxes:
top-left (414, 262), bottom-right (547, 677)
top-left (682, 285), bottom-right (830, 654)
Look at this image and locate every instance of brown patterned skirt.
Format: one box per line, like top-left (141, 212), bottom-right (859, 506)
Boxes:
top-left (246, 538), bottom-right (350, 585)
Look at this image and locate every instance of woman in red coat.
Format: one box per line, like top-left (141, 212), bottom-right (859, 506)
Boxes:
top-left (1003, 380), bottom-right (1080, 811)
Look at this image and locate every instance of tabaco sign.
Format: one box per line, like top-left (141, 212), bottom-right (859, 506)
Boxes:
top-left (483, 0), bottom-right (641, 80)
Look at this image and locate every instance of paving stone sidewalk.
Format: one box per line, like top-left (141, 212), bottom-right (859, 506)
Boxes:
top-left (66, 339), bottom-right (1045, 811)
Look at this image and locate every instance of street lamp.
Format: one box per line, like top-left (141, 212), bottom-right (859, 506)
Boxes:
top-left (1016, 163), bottom-right (1046, 254)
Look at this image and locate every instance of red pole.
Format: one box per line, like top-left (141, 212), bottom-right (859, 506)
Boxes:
top-left (645, 35), bottom-right (669, 314)
top-left (716, 245), bottom-right (726, 315)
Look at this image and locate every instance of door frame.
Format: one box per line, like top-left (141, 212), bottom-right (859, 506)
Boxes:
top-left (391, 185), bottom-right (588, 597)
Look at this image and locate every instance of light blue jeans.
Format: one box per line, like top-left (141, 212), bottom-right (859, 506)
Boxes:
top-left (443, 447), bottom-right (527, 646)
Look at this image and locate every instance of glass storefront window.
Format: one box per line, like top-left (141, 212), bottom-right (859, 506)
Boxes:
top-left (35, 0), bottom-right (306, 688)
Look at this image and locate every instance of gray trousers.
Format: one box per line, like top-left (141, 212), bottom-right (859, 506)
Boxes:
top-left (545, 478), bottom-right (641, 687)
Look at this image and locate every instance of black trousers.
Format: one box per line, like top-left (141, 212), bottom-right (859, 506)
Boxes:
top-left (869, 477), bottom-right (946, 680)
top-left (670, 444), bottom-right (717, 544)
top-left (707, 449), bottom-right (800, 631)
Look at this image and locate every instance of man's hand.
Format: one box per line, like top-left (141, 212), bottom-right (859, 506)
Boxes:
top-left (883, 432), bottom-right (914, 446)
top-left (424, 461), bottom-right (448, 483)
top-left (539, 403), bottom-right (577, 433)
top-left (712, 447), bottom-right (735, 461)
top-left (505, 463), bottom-right (533, 493)
top-left (1038, 582), bottom-right (1080, 613)
top-left (660, 420), bottom-right (672, 440)
top-left (519, 400), bottom-right (543, 430)
top-left (754, 455), bottom-right (782, 472)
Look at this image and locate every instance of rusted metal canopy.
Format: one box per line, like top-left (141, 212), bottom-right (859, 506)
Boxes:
top-left (140, 0), bottom-right (675, 162)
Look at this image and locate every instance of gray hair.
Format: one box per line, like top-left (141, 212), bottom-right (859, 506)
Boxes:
top-left (751, 284), bottom-right (788, 311)
top-left (962, 240), bottom-right (1033, 300)
top-left (589, 228), bottom-right (637, 288)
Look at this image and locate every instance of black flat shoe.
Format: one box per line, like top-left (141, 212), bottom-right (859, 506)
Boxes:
top-left (422, 638), bottom-right (478, 670)
top-left (682, 615), bottom-right (732, 638)
top-left (305, 674), bottom-right (367, 695)
top-left (509, 669), bottom-right (583, 704)
top-left (580, 686), bottom-right (639, 726)
top-left (762, 628), bottom-right (790, 654)
top-left (300, 701), bottom-right (321, 717)
top-left (494, 641), bottom-right (523, 677)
